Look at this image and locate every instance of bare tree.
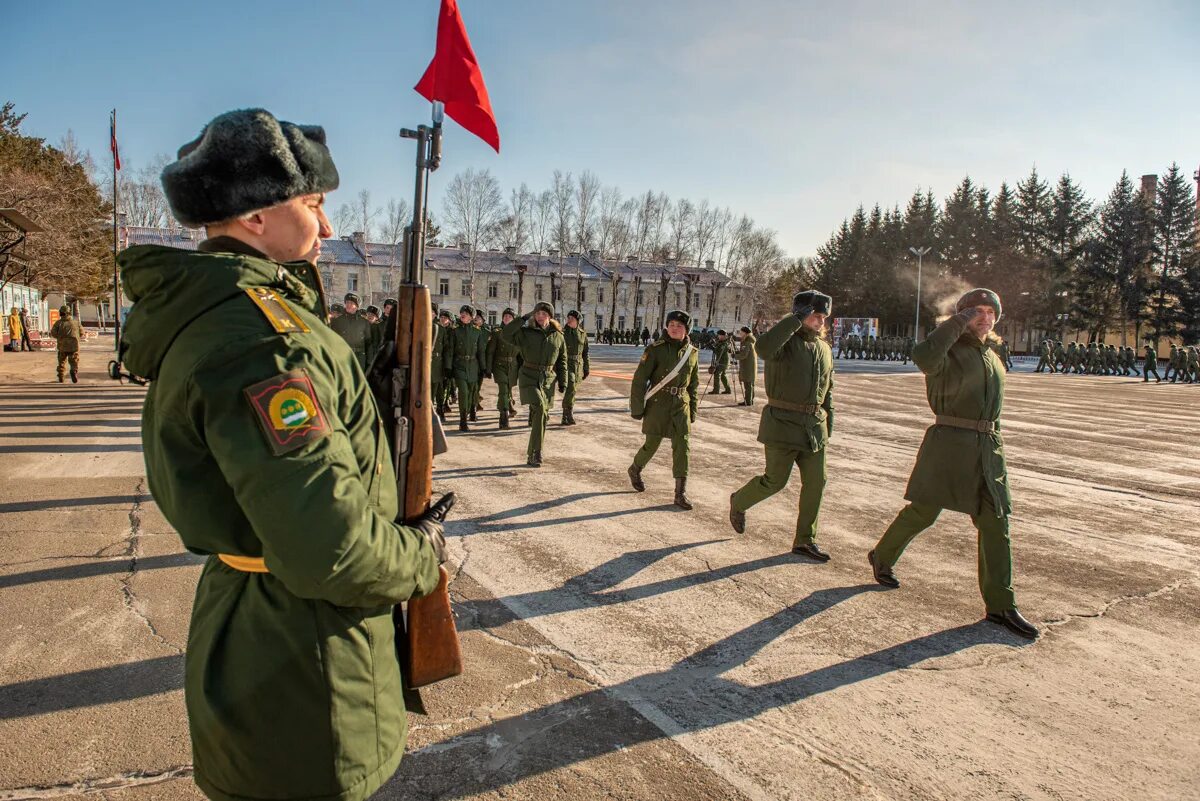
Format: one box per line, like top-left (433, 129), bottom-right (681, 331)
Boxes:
top-left (691, 199), bottom-right (719, 267)
top-left (593, 185), bottom-right (623, 258)
top-left (378, 197), bottom-right (411, 297)
top-left (550, 170), bottom-right (574, 254)
top-left (103, 154), bottom-right (176, 228)
top-left (525, 189), bottom-right (553, 254)
top-left (667, 197), bottom-right (695, 263)
top-left (711, 207), bottom-right (735, 272)
top-left (441, 167), bottom-right (503, 303)
top-left (573, 170), bottom-right (600, 253)
top-left (497, 183), bottom-right (533, 252)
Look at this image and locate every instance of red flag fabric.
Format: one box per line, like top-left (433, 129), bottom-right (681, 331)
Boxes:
top-left (110, 110), bottom-right (121, 171)
top-left (414, 0), bottom-right (499, 153)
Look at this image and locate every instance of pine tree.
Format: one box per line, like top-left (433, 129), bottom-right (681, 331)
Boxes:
top-left (1045, 173), bottom-right (1094, 334)
top-left (1015, 168), bottom-right (1054, 331)
top-left (1147, 164), bottom-right (1197, 343)
top-left (988, 182), bottom-right (1033, 347)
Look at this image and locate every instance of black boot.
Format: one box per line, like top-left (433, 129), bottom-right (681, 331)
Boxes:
top-left (499, 410), bottom-right (509, 430)
top-left (469, 409), bottom-right (477, 422)
top-left (868, 550), bottom-right (899, 588)
top-left (985, 609), bottom-right (1040, 640)
top-left (791, 542), bottom-right (830, 562)
top-left (70, 371), bottom-right (78, 384)
top-left (728, 493), bottom-right (745, 534)
top-left (674, 477), bottom-right (693, 510)
top-left (459, 412), bottom-right (469, 432)
top-left (527, 451), bottom-right (542, 468)
top-left (628, 464), bottom-right (645, 492)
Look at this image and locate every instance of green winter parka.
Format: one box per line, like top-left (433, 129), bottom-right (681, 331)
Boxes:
top-left (329, 311), bottom-right (374, 370)
top-left (50, 314), bottom-right (83, 352)
top-left (486, 325), bottom-right (519, 385)
top-left (447, 322), bottom-right (487, 383)
top-left (735, 333), bottom-right (757, 381)
top-left (756, 315), bottom-right (834, 451)
top-left (630, 336), bottom-right (699, 438)
top-left (905, 314), bottom-right (1011, 518)
top-left (563, 324), bottom-right (590, 382)
top-left (118, 237), bottom-right (441, 801)
top-left (711, 338), bottom-right (730, 371)
top-left (500, 314), bottom-right (567, 404)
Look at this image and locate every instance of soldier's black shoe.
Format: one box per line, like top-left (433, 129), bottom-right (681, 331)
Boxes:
top-left (674, 478), bottom-right (693, 510)
top-left (985, 609), bottom-right (1039, 640)
top-left (527, 451), bottom-right (542, 468)
top-left (628, 464), bottom-right (645, 492)
top-left (57, 375), bottom-right (64, 383)
top-left (499, 411), bottom-right (509, 430)
top-left (70, 371), bottom-right (78, 383)
top-left (868, 549), bottom-right (899, 587)
top-left (468, 410), bottom-right (477, 422)
top-left (728, 494), bottom-right (745, 534)
top-left (791, 542), bottom-right (830, 562)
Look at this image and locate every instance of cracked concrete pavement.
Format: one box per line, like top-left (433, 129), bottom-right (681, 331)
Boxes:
top-left (1, 339), bottom-right (1197, 800)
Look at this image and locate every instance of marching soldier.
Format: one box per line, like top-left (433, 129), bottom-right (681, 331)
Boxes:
top-left (328, 302), bottom-right (344, 320)
top-left (562, 310), bottom-right (590, 425)
top-left (486, 307), bottom-right (520, 429)
top-left (867, 287), bottom-right (1038, 640)
top-left (734, 325), bottom-right (757, 405)
top-left (501, 302), bottom-right (566, 467)
top-left (49, 305), bottom-right (84, 383)
top-left (431, 308), bottom-right (452, 420)
top-left (447, 304), bottom-right (487, 430)
top-left (1143, 344), bottom-right (1160, 382)
top-left (728, 291), bottom-right (835, 561)
top-left (1164, 344), bottom-right (1179, 381)
top-left (709, 329), bottom-right (732, 394)
top-left (116, 108), bottom-right (451, 801)
top-left (628, 310), bottom-right (699, 509)
top-left (329, 292), bottom-right (373, 370)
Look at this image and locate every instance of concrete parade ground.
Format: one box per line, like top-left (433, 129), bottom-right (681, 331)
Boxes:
top-left (1, 337), bottom-right (1197, 801)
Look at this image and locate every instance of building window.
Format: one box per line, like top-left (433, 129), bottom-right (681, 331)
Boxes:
top-left (509, 282), bottom-right (518, 299)
top-left (488, 281), bottom-right (499, 298)
top-left (634, 317), bottom-right (641, 330)
top-left (439, 277), bottom-right (449, 296)
top-left (488, 310), bottom-right (497, 326)
top-left (535, 283), bottom-right (544, 301)
top-left (735, 306), bottom-right (742, 320)
top-left (598, 287), bottom-right (605, 303)
top-left (348, 272), bottom-right (359, 293)
top-left (596, 314), bottom-right (604, 330)
top-left (580, 286), bottom-right (587, 303)
top-left (552, 284), bottom-right (562, 302)
top-left (618, 315), bottom-right (626, 329)
top-left (321, 271), bottom-right (334, 289)
top-left (694, 292), bottom-right (701, 307)
top-left (636, 289), bottom-right (644, 305)
top-left (460, 279), bottom-right (470, 296)
top-left (381, 272), bottom-right (392, 292)
top-left (674, 291), bottom-right (681, 306)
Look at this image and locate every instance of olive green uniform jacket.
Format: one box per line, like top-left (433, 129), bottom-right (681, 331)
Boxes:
top-left (906, 314), bottom-right (1011, 518)
top-left (330, 311), bottom-right (374, 371)
top-left (735, 333), bottom-right (757, 382)
top-left (630, 336), bottom-right (699, 438)
top-left (447, 323), bottom-right (488, 384)
top-left (563, 325), bottom-right (590, 382)
top-left (756, 315), bottom-right (833, 451)
top-left (486, 326), bottom-right (519, 386)
top-left (430, 321), bottom-right (450, 382)
top-left (50, 315), bottom-right (84, 352)
top-left (711, 339), bottom-right (731, 371)
top-left (499, 315), bottom-right (567, 403)
top-left (118, 238), bottom-right (441, 801)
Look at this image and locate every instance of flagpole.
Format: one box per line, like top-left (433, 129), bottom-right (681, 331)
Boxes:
top-left (111, 108), bottom-right (120, 353)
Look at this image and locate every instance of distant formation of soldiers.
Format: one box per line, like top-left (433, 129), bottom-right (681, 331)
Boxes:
top-left (834, 333), bottom-right (914, 363)
top-left (1032, 339), bottom-right (1198, 383)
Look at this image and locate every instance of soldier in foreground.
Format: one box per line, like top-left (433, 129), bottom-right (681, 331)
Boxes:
top-left (448, 304), bottom-right (487, 430)
top-left (486, 307), bottom-right (519, 429)
top-left (49, 304), bottom-right (84, 383)
top-left (729, 291), bottom-right (835, 561)
top-left (628, 310), bottom-right (700, 509)
top-left (867, 288), bottom-right (1038, 640)
top-left (561, 309), bottom-right (590, 425)
top-left (501, 301), bottom-right (566, 467)
top-left (115, 108), bottom-right (452, 801)
top-left (734, 325), bottom-right (757, 405)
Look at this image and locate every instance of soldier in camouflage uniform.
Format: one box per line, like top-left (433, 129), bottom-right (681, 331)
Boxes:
top-left (486, 308), bottom-right (520, 429)
top-left (501, 302), bottom-right (566, 467)
top-left (447, 304), bottom-right (487, 430)
top-left (561, 310), bottom-right (590, 425)
top-left (49, 305), bottom-right (84, 383)
top-left (728, 291), bottom-right (835, 561)
top-left (628, 310), bottom-right (700, 509)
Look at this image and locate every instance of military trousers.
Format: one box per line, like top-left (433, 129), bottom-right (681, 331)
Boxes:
top-left (731, 446), bottom-right (827, 546)
top-left (873, 496), bottom-right (1016, 614)
top-left (526, 390), bottom-right (549, 457)
top-left (455, 378), bottom-right (479, 417)
top-left (713, 369), bottom-right (730, 393)
top-left (632, 434), bottom-right (689, 478)
top-left (56, 350), bottom-right (80, 379)
top-left (1143, 366), bottom-right (1160, 382)
top-left (563, 368), bottom-right (582, 410)
top-left (495, 380), bottom-right (514, 412)
top-left (741, 380), bottom-right (755, 404)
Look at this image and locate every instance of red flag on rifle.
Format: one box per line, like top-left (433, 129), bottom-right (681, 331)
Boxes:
top-left (414, 0), bottom-right (499, 153)
top-left (110, 110), bottom-right (121, 171)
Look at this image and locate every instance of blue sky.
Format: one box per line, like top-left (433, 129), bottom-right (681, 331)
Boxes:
top-left (5, 0), bottom-right (1198, 255)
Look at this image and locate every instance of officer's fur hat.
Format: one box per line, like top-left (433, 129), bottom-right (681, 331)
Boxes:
top-left (956, 288), bottom-right (1002, 321)
top-left (438, 309), bottom-right (453, 320)
top-left (717, 329), bottom-right (727, 336)
top-left (459, 304), bottom-right (475, 317)
top-left (161, 109), bottom-right (340, 227)
top-left (344, 292), bottom-right (360, 305)
top-left (793, 290), bottom-right (833, 316)
top-left (365, 305), bottom-right (380, 316)
top-left (665, 309), bottom-right (691, 328)
top-left (739, 325), bottom-right (752, 334)
top-left (330, 303), bottom-right (345, 313)
top-left (566, 309), bottom-right (581, 320)
top-left (385, 298), bottom-right (398, 309)
top-left (533, 301), bottom-right (554, 316)
top-left (502, 307), bottom-right (516, 318)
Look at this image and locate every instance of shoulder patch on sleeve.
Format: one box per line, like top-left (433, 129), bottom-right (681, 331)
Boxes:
top-left (245, 287), bottom-right (310, 334)
top-left (244, 369), bottom-right (329, 455)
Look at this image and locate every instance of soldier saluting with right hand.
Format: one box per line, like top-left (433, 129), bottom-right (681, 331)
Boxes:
top-left (868, 288), bottom-right (1039, 640)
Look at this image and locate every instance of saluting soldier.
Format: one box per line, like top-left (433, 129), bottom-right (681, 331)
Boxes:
top-left (709, 329), bottom-right (732, 394)
top-left (561, 310), bottom-right (590, 425)
top-left (728, 291), bottom-right (835, 561)
top-left (734, 325), bottom-right (757, 405)
top-left (447, 304), bottom-right (487, 430)
top-left (116, 108), bottom-right (452, 801)
top-left (628, 310), bottom-right (700, 509)
top-left (431, 308), bottom-right (452, 420)
top-left (486, 307), bottom-right (520, 429)
top-left (501, 301), bottom-right (567, 467)
top-left (330, 292), bottom-right (373, 370)
top-left (867, 288), bottom-right (1038, 640)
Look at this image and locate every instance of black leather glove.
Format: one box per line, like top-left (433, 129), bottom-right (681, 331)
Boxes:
top-left (583, 368), bottom-right (589, 380)
top-left (792, 296), bottom-right (815, 318)
top-left (690, 412), bottom-right (697, 424)
top-left (631, 412), bottom-right (644, 421)
top-left (954, 306), bottom-right (980, 325)
top-left (408, 492), bottom-right (456, 565)
top-left (557, 380), bottom-right (566, 393)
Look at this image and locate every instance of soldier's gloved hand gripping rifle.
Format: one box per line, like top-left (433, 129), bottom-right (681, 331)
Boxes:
top-left (368, 103), bottom-right (463, 707)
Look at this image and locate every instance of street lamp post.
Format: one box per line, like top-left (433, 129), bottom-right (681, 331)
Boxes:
top-left (909, 246), bottom-right (932, 340)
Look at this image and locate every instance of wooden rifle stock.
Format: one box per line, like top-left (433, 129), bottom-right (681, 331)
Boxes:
top-left (393, 282), bottom-right (463, 690)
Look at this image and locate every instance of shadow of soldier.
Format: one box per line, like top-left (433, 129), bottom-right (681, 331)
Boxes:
top-left (393, 585), bottom-right (1014, 799)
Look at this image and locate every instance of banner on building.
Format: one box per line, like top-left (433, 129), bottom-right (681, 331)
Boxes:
top-left (832, 317), bottom-right (879, 339)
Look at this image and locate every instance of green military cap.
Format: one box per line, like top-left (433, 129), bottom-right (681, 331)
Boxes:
top-left (330, 303), bottom-right (345, 313)
top-left (344, 292), bottom-right (360, 305)
top-left (161, 109), bottom-right (339, 227)
top-left (533, 301), bottom-right (554, 316)
top-left (566, 309), bottom-right (581, 320)
top-left (665, 309), bottom-right (691, 328)
top-left (739, 325), bottom-right (751, 334)
top-left (459, 304), bottom-right (475, 316)
top-left (438, 309), bottom-right (453, 320)
top-left (58, 304), bottom-right (70, 315)
top-left (365, 305), bottom-right (380, 316)
top-left (956, 288), bottom-right (1002, 321)
top-left (502, 307), bottom-right (516, 318)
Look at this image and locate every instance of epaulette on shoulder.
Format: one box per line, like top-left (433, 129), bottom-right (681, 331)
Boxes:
top-left (244, 287), bottom-right (310, 335)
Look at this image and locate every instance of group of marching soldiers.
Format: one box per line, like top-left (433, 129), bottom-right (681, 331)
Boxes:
top-left (1033, 339), bottom-right (1199, 383)
top-left (835, 333), bottom-right (914, 363)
